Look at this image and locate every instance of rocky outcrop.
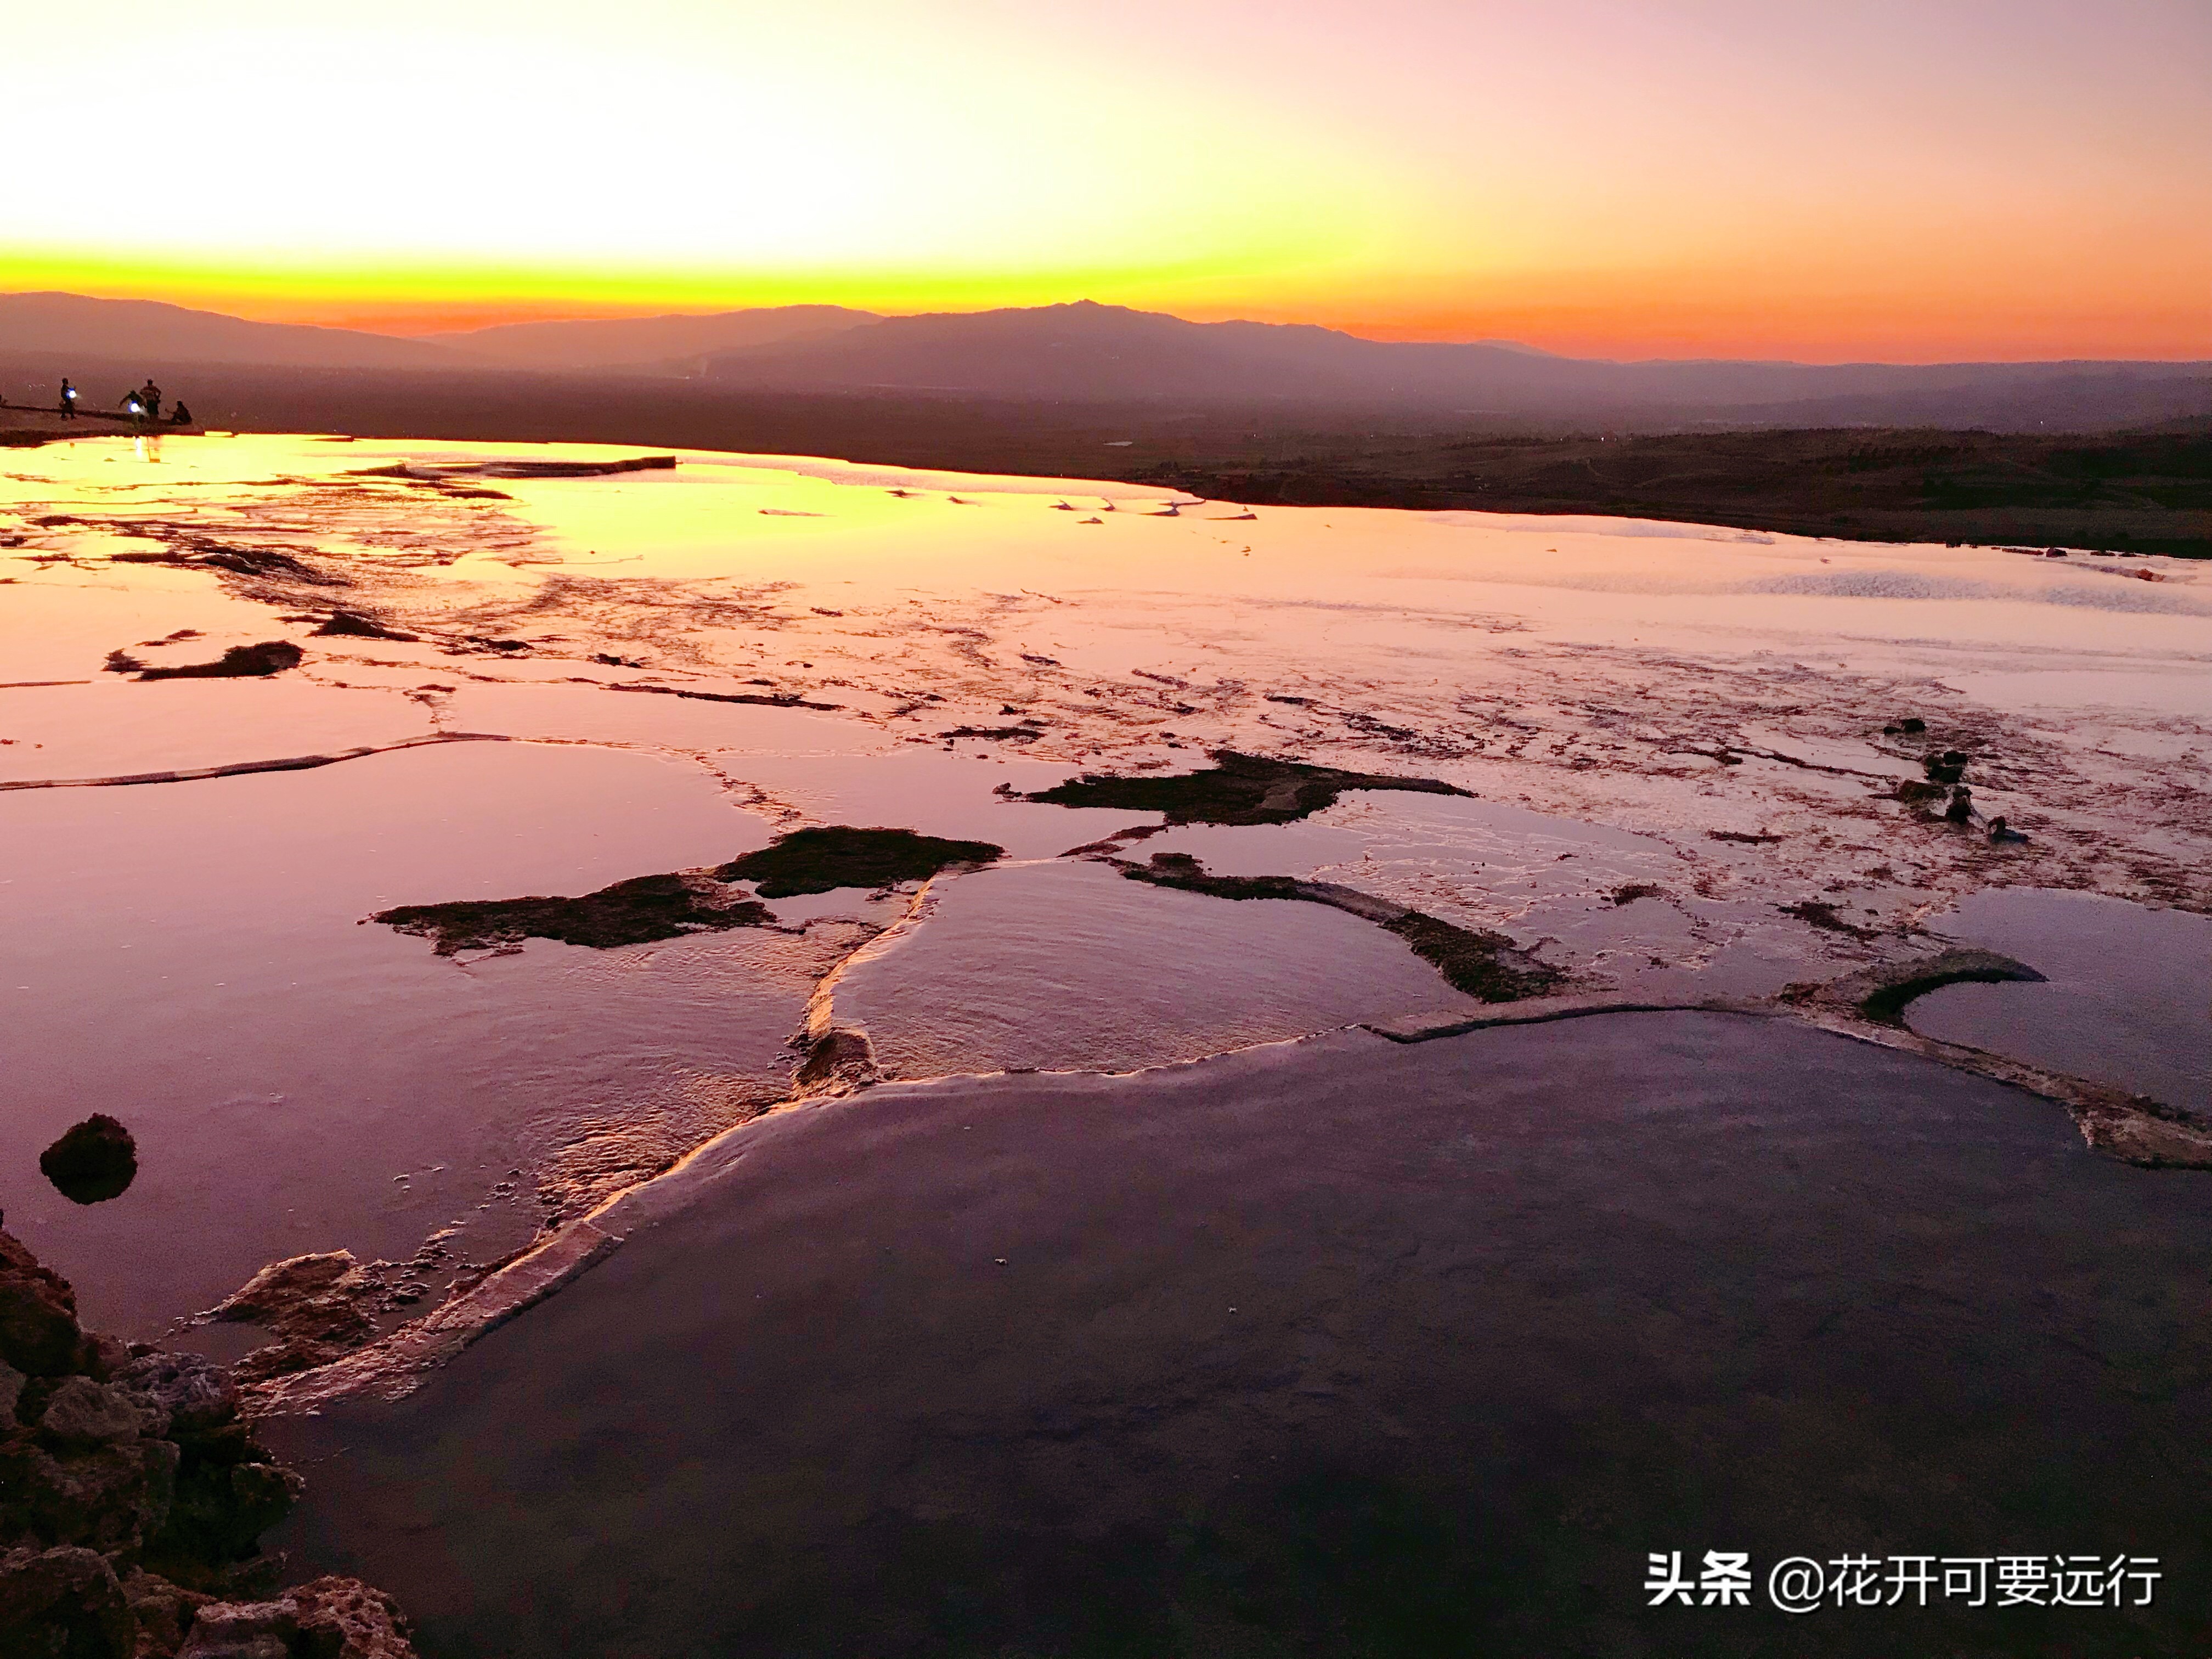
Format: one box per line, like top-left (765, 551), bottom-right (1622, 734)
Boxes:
top-left (204, 1256), bottom-right (381, 1386)
top-left (0, 1232), bottom-right (415, 1659)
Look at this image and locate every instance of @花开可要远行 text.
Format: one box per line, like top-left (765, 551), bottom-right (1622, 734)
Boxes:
top-left (1644, 1551), bottom-right (2160, 1613)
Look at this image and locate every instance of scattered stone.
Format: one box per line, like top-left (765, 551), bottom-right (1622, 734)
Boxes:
top-left (716, 826), bottom-right (1005, 898)
top-left (374, 873), bottom-right (770, 956)
top-left (1892, 780), bottom-right (1948, 805)
top-left (1922, 749), bottom-right (1968, 785)
top-left (1706, 830), bottom-right (1782, 844)
top-left (1944, 786), bottom-right (1975, 825)
top-left (1989, 817), bottom-right (2029, 844)
top-left (1610, 884), bottom-right (1666, 906)
top-left (1881, 716), bottom-right (1927, 735)
top-left (40, 1116), bottom-right (138, 1205)
top-left (1024, 750), bottom-right (1470, 826)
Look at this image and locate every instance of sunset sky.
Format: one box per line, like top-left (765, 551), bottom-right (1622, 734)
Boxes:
top-left (5, 0), bottom-right (2207, 360)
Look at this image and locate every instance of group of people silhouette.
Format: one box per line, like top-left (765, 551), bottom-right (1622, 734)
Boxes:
top-left (47, 377), bottom-right (193, 426)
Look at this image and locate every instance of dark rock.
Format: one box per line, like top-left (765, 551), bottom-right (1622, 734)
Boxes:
top-left (0, 1545), bottom-right (133, 1659)
top-left (39, 1118), bottom-right (137, 1206)
top-left (1922, 750), bottom-right (1967, 786)
top-left (122, 1567), bottom-right (208, 1657)
top-left (0, 1249), bottom-right (410, 1656)
top-left (1945, 786), bottom-right (1974, 825)
top-left (290, 1577), bottom-right (417, 1659)
top-left (151, 1456), bottom-right (302, 1571)
top-left (10, 1438), bottom-right (179, 1554)
top-left (112, 1357), bottom-right (238, 1440)
top-left (0, 1232), bottom-right (92, 1376)
top-left (37, 1380), bottom-right (150, 1447)
top-left (205, 1256), bottom-right (357, 1328)
top-left (1989, 817), bottom-right (2029, 844)
top-left (178, 1598), bottom-right (297, 1659)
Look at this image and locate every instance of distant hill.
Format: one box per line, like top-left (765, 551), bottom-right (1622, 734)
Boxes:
top-left (413, 306), bottom-right (877, 371)
top-left (0, 292), bottom-right (466, 371)
top-left (3, 292), bottom-right (2203, 429)
top-left (701, 300), bottom-right (2212, 425)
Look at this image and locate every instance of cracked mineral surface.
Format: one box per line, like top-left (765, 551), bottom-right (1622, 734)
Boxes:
top-left (2, 432), bottom-right (2207, 1655)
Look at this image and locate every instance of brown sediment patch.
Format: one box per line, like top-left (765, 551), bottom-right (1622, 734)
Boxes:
top-left (1777, 899), bottom-right (1880, 940)
top-left (1706, 830), bottom-right (1782, 845)
top-left (1119, 851), bottom-right (1561, 1003)
top-left (353, 455), bottom-right (675, 481)
top-left (111, 544), bottom-right (346, 588)
top-left (311, 611), bottom-right (418, 641)
top-left (106, 641), bottom-right (303, 681)
top-left (715, 826), bottom-right (1003, 899)
top-left (1023, 749), bottom-right (1470, 826)
top-left (373, 872), bottom-right (771, 957)
top-left (1611, 883), bottom-right (1667, 905)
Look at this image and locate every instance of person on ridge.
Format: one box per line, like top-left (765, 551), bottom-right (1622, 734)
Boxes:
top-left (139, 380), bottom-right (162, 423)
top-left (58, 379), bottom-right (76, 419)
top-left (168, 401), bottom-right (193, 426)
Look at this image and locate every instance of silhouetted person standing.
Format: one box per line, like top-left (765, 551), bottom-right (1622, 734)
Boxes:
top-left (139, 380), bottom-right (162, 423)
top-left (58, 379), bottom-right (77, 418)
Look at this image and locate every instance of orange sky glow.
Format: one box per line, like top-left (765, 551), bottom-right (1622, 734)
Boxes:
top-left (4, 0), bottom-right (2207, 360)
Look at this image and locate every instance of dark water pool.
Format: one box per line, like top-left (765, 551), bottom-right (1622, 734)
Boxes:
top-left (268, 1013), bottom-right (2212, 1658)
top-left (1909, 887), bottom-right (2209, 1114)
